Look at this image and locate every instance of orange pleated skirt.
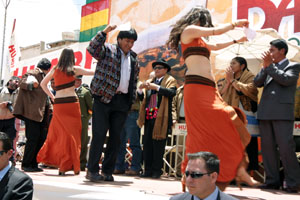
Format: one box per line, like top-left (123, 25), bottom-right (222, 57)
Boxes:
top-left (37, 98), bottom-right (82, 173)
top-left (182, 79), bottom-right (250, 182)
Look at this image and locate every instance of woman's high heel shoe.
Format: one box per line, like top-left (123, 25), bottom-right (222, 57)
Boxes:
top-left (235, 167), bottom-right (261, 190)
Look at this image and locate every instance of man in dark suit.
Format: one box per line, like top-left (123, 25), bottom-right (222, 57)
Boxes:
top-left (254, 39), bottom-right (300, 193)
top-left (14, 58), bottom-right (52, 172)
top-left (137, 59), bottom-right (176, 178)
top-left (170, 151), bottom-right (237, 200)
top-left (0, 132), bottom-right (33, 200)
top-left (86, 25), bottom-right (139, 182)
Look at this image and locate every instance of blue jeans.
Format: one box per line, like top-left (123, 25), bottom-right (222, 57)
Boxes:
top-left (115, 111), bottom-right (142, 172)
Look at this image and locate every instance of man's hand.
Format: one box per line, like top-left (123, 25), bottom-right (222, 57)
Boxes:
top-left (33, 81), bottom-right (39, 88)
top-left (147, 82), bottom-right (159, 91)
top-left (103, 25), bottom-right (117, 34)
top-left (261, 51), bottom-right (273, 68)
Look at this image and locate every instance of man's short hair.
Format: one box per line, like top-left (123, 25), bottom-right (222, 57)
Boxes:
top-left (6, 76), bottom-right (21, 86)
top-left (270, 39), bottom-right (288, 55)
top-left (187, 151), bottom-right (220, 174)
top-left (0, 132), bottom-right (13, 151)
top-left (117, 28), bottom-right (138, 41)
top-left (37, 58), bottom-right (51, 70)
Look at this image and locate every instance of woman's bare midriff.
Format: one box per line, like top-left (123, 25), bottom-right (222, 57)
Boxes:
top-left (55, 86), bottom-right (77, 98)
top-left (184, 55), bottom-right (215, 82)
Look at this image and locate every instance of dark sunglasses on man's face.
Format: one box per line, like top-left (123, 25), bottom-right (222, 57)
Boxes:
top-left (0, 150), bottom-right (8, 156)
top-left (154, 66), bottom-right (165, 70)
top-left (185, 171), bottom-right (211, 179)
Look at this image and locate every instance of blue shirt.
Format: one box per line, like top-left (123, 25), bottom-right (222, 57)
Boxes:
top-left (0, 161), bottom-right (11, 181)
top-left (194, 187), bottom-right (219, 200)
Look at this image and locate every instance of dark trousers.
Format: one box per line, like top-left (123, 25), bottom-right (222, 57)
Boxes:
top-left (22, 117), bottom-right (47, 168)
top-left (0, 118), bottom-right (16, 162)
top-left (259, 120), bottom-right (300, 187)
top-left (143, 118), bottom-right (167, 175)
top-left (80, 116), bottom-right (90, 169)
top-left (87, 94), bottom-right (130, 175)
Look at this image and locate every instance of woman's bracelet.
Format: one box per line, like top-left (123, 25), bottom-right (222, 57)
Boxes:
top-left (231, 22), bottom-right (237, 29)
top-left (230, 79), bottom-right (236, 84)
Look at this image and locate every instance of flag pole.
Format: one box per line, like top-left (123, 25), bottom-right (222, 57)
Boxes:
top-left (1, 0), bottom-right (11, 86)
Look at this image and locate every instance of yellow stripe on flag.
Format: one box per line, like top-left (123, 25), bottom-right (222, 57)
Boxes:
top-left (80, 8), bottom-right (109, 32)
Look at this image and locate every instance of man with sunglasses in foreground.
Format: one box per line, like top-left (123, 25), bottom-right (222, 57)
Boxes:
top-left (171, 151), bottom-right (237, 200)
top-left (0, 132), bottom-right (33, 200)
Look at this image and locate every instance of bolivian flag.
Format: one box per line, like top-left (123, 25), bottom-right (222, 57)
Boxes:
top-left (79, 0), bottom-right (110, 42)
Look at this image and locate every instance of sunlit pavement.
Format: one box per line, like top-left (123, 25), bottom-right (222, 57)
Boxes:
top-left (14, 163), bottom-right (299, 200)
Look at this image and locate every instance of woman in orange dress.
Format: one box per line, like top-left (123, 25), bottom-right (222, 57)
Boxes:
top-left (37, 48), bottom-right (94, 175)
top-left (167, 7), bottom-right (256, 190)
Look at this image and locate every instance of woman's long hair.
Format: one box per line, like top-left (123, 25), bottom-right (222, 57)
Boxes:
top-left (166, 7), bottom-right (213, 52)
top-left (56, 48), bottom-right (75, 76)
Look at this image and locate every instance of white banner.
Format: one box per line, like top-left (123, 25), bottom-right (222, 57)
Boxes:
top-left (8, 19), bottom-right (20, 73)
top-left (13, 42), bottom-right (96, 84)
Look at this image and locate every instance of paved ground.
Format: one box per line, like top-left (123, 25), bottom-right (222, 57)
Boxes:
top-left (14, 164), bottom-right (299, 200)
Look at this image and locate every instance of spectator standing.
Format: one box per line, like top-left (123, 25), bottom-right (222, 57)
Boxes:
top-left (13, 58), bottom-right (52, 172)
top-left (254, 39), bottom-right (300, 193)
top-left (114, 96), bottom-right (142, 176)
top-left (74, 75), bottom-right (93, 171)
top-left (219, 57), bottom-right (260, 187)
top-left (86, 25), bottom-right (139, 182)
top-left (170, 151), bottom-right (237, 200)
top-left (0, 132), bottom-right (33, 200)
top-left (137, 59), bottom-right (177, 179)
top-left (0, 76), bottom-right (20, 163)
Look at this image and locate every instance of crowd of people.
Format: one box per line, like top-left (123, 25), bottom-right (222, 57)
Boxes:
top-left (1, 6), bottom-right (300, 200)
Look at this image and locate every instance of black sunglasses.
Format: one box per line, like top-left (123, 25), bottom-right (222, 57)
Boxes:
top-left (0, 150), bottom-right (8, 156)
top-left (154, 66), bottom-right (165, 70)
top-left (185, 171), bottom-right (211, 179)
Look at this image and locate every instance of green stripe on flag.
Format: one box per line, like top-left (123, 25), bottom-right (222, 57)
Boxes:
top-left (86, 0), bottom-right (99, 4)
top-left (79, 25), bottom-right (107, 42)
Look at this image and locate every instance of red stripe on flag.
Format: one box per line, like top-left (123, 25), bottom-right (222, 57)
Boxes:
top-left (81, 0), bottom-right (109, 17)
top-left (29, 65), bottom-right (35, 70)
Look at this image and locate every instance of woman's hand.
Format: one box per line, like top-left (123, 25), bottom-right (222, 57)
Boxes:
top-left (233, 19), bottom-right (249, 28)
top-left (237, 36), bottom-right (248, 43)
top-left (225, 66), bottom-right (234, 83)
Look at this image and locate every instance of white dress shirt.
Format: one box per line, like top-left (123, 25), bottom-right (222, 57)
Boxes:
top-left (116, 50), bottom-right (131, 94)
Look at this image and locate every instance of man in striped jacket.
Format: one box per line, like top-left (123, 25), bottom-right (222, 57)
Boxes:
top-left (86, 24), bottom-right (139, 182)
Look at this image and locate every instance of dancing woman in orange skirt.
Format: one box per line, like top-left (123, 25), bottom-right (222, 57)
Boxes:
top-left (37, 49), bottom-right (94, 175)
top-left (167, 7), bottom-right (256, 190)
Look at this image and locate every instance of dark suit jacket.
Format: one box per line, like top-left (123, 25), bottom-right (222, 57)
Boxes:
top-left (170, 190), bottom-right (238, 200)
top-left (138, 77), bottom-right (176, 134)
top-left (0, 166), bottom-right (33, 200)
top-left (254, 59), bottom-right (300, 120)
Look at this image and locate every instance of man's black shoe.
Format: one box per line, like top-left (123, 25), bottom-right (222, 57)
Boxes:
top-left (140, 171), bottom-right (152, 178)
top-left (151, 173), bottom-right (161, 179)
top-left (258, 183), bottom-right (280, 190)
top-left (86, 171), bottom-right (104, 183)
top-left (283, 186), bottom-right (299, 193)
top-left (22, 167), bottom-right (43, 172)
top-left (102, 173), bottom-right (114, 181)
top-left (33, 167), bottom-right (43, 172)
